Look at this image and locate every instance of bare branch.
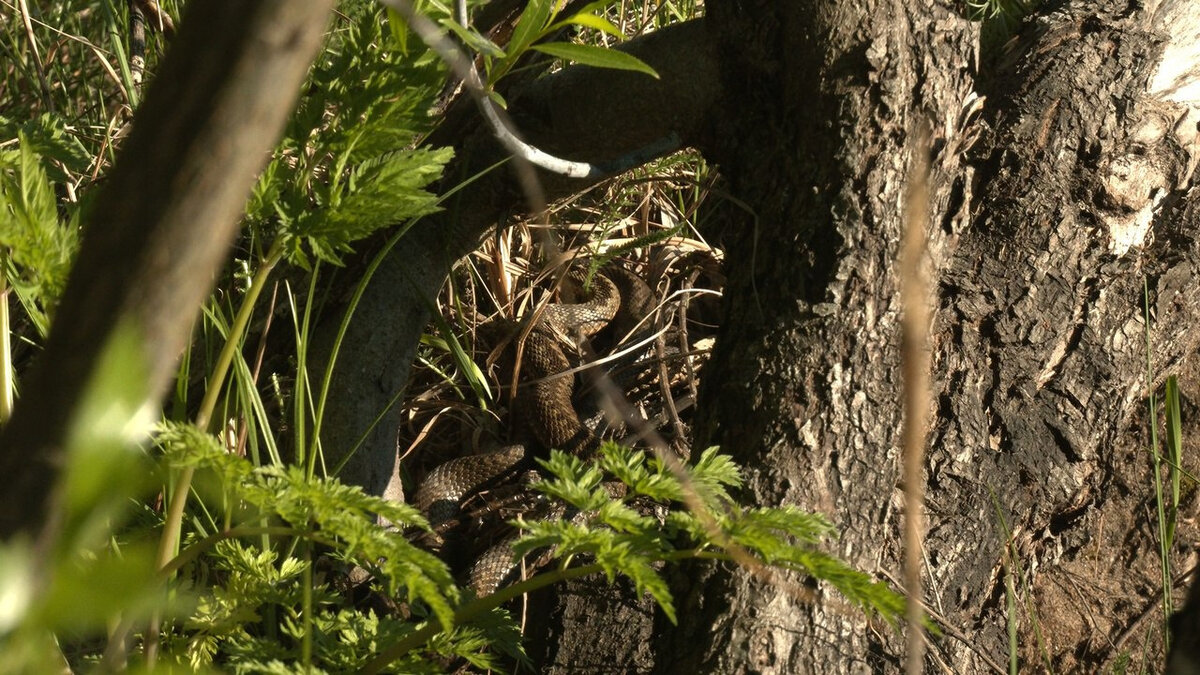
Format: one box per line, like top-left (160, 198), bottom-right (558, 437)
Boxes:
top-left (380, 0), bottom-right (681, 181)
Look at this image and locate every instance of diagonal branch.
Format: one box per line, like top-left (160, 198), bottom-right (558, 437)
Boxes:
top-left (0, 0), bottom-right (336, 539)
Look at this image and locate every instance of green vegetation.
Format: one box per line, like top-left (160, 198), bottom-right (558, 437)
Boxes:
top-left (1143, 280), bottom-right (1195, 657)
top-left (3, 413), bottom-right (908, 670)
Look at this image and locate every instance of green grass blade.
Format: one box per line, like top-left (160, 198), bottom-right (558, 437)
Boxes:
top-left (1143, 277), bottom-right (1173, 650)
top-left (1165, 375), bottom-right (1182, 548)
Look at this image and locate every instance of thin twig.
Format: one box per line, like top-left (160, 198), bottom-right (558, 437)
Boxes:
top-left (377, 0), bottom-right (681, 182)
top-left (128, 0), bottom-right (146, 86)
top-left (16, 0), bottom-right (55, 113)
top-left (900, 121), bottom-right (932, 674)
top-left (880, 568), bottom-right (1008, 675)
top-left (1113, 563), bottom-right (1198, 653)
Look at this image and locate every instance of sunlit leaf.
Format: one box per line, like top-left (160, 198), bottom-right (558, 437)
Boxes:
top-left (508, 0), bottom-right (554, 56)
top-left (0, 543), bottom-right (34, 634)
top-left (440, 18), bottom-right (506, 58)
top-left (530, 42), bottom-right (659, 78)
top-left (386, 7), bottom-right (410, 53)
top-left (548, 12), bottom-right (627, 40)
top-left (0, 132), bottom-right (80, 334)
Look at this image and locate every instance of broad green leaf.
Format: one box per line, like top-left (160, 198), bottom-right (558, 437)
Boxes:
top-left (566, 0), bottom-right (621, 20)
top-left (386, 8), bottom-right (410, 54)
top-left (530, 42), bottom-right (659, 78)
top-left (440, 18), bottom-right (507, 58)
top-left (0, 543), bottom-right (34, 633)
top-left (508, 0), bottom-right (554, 56)
top-left (40, 544), bottom-right (163, 633)
top-left (385, 0), bottom-right (434, 55)
top-left (62, 320), bottom-right (156, 536)
top-left (548, 12), bottom-right (627, 40)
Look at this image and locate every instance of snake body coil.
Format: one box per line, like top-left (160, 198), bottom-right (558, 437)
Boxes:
top-left (412, 267), bottom-right (654, 594)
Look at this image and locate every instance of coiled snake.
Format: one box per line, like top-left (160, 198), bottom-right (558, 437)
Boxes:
top-left (411, 266), bottom-right (657, 594)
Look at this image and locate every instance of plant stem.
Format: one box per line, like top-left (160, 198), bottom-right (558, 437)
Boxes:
top-left (157, 241), bottom-right (285, 568)
top-left (196, 240), bottom-right (285, 432)
top-left (302, 540), bottom-right (314, 668)
top-left (0, 277), bottom-right (12, 423)
top-left (146, 240), bottom-right (286, 663)
top-left (299, 267), bottom-right (321, 478)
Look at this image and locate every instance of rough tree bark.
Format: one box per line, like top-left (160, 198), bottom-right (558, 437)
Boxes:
top-left (651, 0), bottom-right (1200, 672)
top-left (325, 0), bottom-right (1200, 671)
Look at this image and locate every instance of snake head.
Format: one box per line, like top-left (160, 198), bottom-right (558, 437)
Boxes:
top-left (540, 269), bottom-right (620, 344)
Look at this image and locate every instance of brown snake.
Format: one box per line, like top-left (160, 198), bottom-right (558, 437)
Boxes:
top-left (411, 266), bottom-right (656, 594)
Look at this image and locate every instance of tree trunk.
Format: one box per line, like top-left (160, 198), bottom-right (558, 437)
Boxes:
top-left (641, 0), bottom-right (1200, 672)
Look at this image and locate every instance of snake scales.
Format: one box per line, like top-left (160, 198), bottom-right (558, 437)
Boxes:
top-left (412, 266), bottom-right (658, 594)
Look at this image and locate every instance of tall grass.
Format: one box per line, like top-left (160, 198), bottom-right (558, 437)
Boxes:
top-left (1144, 277), bottom-right (1179, 653)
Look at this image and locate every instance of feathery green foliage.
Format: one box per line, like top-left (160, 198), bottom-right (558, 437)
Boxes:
top-left (153, 421), bottom-right (527, 671)
top-left (17, 404), bottom-right (912, 672)
top-left (515, 444), bottom-right (908, 627)
top-left (0, 119), bottom-right (85, 334)
top-left (245, 5), bottom-right (451, 269)
top-left (5, 410), bottom-right (908, 672)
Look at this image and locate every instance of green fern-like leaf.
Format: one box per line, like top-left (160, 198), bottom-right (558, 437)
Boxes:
top-left (511, 516), bottom-right (676, 621)
top-left (596, 442), bottom-right (684, 501)
top-left (0, 131), bottom-right (80, 334)
top-left (286, 147), bottom-right (452, 266)
top-left (0, 113), bottom-right (92, 181)
top-left (532, 451), bottom-right (610, 509)
top-left (244, 4), bottom-right (451, 268)
top-left (513, 445), bottom-right (907, 629)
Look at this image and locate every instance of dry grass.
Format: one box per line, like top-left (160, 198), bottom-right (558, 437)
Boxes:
top-left (398, 150), bottom-right (724, 485)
